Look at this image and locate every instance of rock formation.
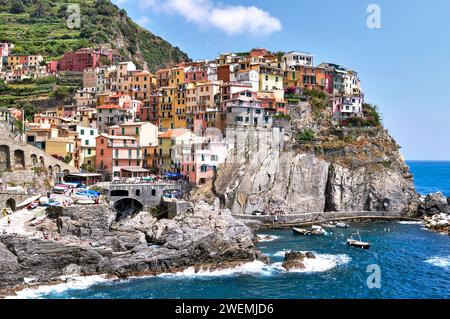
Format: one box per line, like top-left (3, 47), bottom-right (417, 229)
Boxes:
top-left (416, 192), bottom-right (450, 235)
top-left (208, 104), bottom-right (417, 215)
top-left (282, 251), bottom-right (316, 271)
top-left (0, 202), bottom-right (262, 294)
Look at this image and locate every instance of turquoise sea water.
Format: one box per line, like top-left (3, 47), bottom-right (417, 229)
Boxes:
top-left (22, 161), bottom-right (450, 299)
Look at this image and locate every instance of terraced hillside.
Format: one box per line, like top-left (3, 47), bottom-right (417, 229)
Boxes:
top-left (0, 0), bottom-right (190, 71)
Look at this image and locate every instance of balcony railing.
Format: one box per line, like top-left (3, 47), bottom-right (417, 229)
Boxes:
top-left (108, 142), bottom-right (141, 148)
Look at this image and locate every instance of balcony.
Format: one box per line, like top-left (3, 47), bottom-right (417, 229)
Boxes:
top-left (108, 142), bottom-right (141, 148)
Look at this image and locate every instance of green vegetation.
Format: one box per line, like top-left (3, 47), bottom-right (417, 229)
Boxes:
top-left (298, 129), bottom-right (316, 142)
top-left (0, 75), bottom-right (79, 109)
top-left (362, 103), bottom-right (382, 126)
top-left (0, 0), bottom-right (190, 71)
top-left (303, 89), bottom-right (329, 112)
top-left (19, 102), bottom-right (38, 121)
top-left (340, 103), bottom-right (382, 127)
top-left (63, 154), bottom-right (72, 164)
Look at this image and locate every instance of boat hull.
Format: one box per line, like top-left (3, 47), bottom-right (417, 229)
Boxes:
top-left (347, 240), bottom-right (370, 249)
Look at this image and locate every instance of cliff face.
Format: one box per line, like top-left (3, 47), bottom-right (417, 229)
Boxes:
top-left (210, 104), bottom-right (417, 215)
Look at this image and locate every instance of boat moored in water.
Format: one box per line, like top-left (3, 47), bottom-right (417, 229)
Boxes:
top-left (293, 226), bottom-right (327, 236)
top-left (347, 230), bottom-right (371, 249)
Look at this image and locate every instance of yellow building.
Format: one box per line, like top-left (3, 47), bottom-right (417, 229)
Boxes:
top-left (173, 83), bottom-right (187, 129)
top-left (129, 70), bottom-right (156, 100)
top-left (45, 132), bottom-right (82, 168)
top-left (158, 87), bottom-right (175, 130)
top-left (156, 129), bottom-right (191, 174)
top-left (7, 55), bottom-right (24, 68)
top-left (258, 65), bottom-right (284, 92)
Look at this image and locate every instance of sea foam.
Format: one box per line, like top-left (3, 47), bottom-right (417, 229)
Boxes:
top-left (425, 256), bottom-right (450, 269)
top-left (6, 275), bottom-right (109, 299)
top-left (398, 221), bottom-right (423, 225)
top-left (270, 251), bottom-right (351, 273)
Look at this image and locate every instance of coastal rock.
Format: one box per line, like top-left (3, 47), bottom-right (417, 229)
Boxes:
top-left (417, 192), bottom-right (450, 216)
top-left (325, 162), bottom-right (416, 212)
top-left (0, 202), bottom-right (262, 293)
top-left (214, 151), bottom-right (330, 214)
top-left (282, 251), bottom-right (316, 270)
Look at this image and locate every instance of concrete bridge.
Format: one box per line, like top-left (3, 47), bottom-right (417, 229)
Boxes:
top-left (108, 181), bottom-right (191, 212)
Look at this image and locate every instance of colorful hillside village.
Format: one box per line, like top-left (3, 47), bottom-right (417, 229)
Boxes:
top-left (0, 45), bottom-right (366, 184)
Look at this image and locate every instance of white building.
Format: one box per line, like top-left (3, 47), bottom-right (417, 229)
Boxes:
top-left (331, 95), bottom-right (364, 119)
top-left (225, 90), bottom-right (272, 127)
top-left (76, 126), bottom-right (99, 170)
top-left (283, 51), bottom-right (314, 69)
top-left (236, 69), bottom-right (259, 92)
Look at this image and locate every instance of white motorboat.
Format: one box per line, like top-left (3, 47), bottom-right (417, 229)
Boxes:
top-left (347, 230), bottom-right (371, 249)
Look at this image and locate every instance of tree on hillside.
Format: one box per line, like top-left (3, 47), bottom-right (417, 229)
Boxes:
top-left (9, 0), bottom-right (26, 14)
top-left (30, 1), bottom-right (51, 19)
top-left (18, 102), bottom-right (38, 122)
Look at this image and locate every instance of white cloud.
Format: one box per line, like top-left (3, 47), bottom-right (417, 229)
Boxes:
top-left (128, 0), bottom-right (282, 36)
top-left (210, 5), bottom-right (282, 35)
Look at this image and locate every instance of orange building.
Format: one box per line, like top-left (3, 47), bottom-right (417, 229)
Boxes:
top-left (284, 65), bottom-right (328, 92)
top-left (129, 70), bottom-right (156, 100)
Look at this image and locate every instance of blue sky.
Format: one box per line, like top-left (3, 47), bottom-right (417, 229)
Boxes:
top-left (112, 0), bottom-right (450, 160)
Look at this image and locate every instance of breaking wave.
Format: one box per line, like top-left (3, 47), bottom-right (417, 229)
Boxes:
top-left (398, 221), bottom-right (423, 225)
top-left (425, 256), bottom-right (450, 269)
top-left (6, 275), bottom-right (109, 299)
top-left (269, 251), bottom-right (352, 273)
top-left (160, 253), bottom-right (351, 278)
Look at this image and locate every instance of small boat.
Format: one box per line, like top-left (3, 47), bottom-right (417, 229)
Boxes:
top-left (48, 200), bottom-right (62, 207)
top-left (16, 195), bottom-right (42, 209)
top-left (27, 201), bottom-right (39, 210)
top-left (293, 227), bottom-right (310, 235)
top-left (321, 222), bottom-right (336, 228)
top-left (39, 196), bottom-right (49, 206)
top-left (76, 198), bottom-right (96, 205)
top-left (29, 215), bottom-right (47, 227)
top-left (347, 230), bottom-right (370, 249)
top-left (336, 222), bottom-right (349, 228)
top-left (293, 226), bottom-right (327, 236)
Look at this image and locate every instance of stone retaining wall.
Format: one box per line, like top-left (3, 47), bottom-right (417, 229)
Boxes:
top-left (234, 210), bottom-right (412, 228)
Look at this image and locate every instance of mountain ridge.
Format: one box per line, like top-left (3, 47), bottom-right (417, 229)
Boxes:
top-left (0, 0), bottom-right (190, 71)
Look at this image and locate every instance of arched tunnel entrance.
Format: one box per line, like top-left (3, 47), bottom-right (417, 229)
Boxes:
top-left (6, 198), bottom-right (16, 212)
top-left (113, 198), bottom-right (144, 222)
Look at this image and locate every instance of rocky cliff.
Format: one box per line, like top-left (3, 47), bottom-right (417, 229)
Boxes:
top-left (0, 202), bottom-right (262, 294)
top-left (201, 101), bottom-right (417, 215)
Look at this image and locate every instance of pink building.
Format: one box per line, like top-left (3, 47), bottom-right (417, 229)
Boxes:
top-left (178, 128), bottom-right (227, 185)
top-left (96, 133), bottom-right (144, 179)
